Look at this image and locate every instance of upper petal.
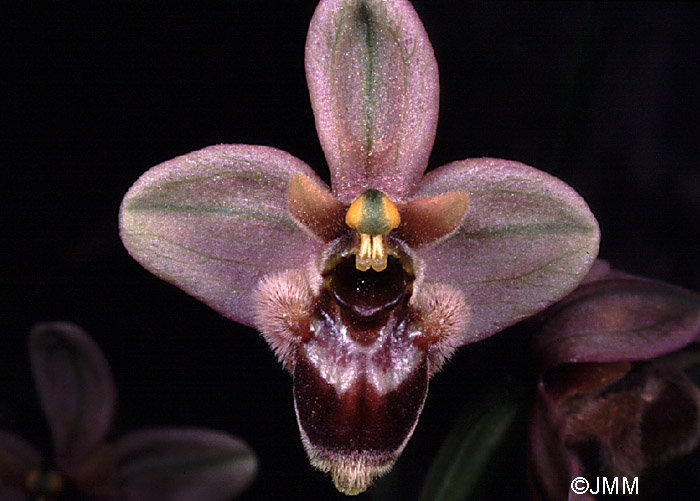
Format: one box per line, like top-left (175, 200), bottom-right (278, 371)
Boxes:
top-left (119, 145), bottom-right (325, 328)
top-left (412, 158), bottom-right (600, 345)
top-left (114, 428), bottom-right (257, 501)
top-left (306, 0), bottom-right (439, 202)
top-left (29, 322), bottom-right (116, 471)
top-left (532, 274), bottom-right (700, 371)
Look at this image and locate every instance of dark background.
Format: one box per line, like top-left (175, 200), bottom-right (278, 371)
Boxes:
top-left (3, 1), bottom-right (700, 499)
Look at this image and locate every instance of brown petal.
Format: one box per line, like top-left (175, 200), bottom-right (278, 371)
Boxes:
top-left (288, 173), bottom-right (347, 242)
top-left (396, 191), bottom-right (469, 247)
top-left (69, 444), bottom-right (117, 497)
top-left (542, 362), bottom-right (632, 403)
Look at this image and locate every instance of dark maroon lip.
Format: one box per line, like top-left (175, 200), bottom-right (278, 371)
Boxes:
top-left (294, 246), bottom-right (428, 458)
top-left (293, 349), bottom-right (429, 455)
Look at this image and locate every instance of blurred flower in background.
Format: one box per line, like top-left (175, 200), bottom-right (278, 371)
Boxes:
top-left (0, 322), bottom-right (256, 500)
top-left (528, 262), bottom-right (700, 500)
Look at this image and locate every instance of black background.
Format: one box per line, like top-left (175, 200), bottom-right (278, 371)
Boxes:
top-left (3, 1), bottom-right (700, 499)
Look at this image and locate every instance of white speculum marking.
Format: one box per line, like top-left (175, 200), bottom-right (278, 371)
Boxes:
top-left (302, 308), bottom-right (424, 395)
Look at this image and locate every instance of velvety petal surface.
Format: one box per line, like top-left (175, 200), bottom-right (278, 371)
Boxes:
top-left (288, 173), bottom-right (347, 241)
top-left (306, 0), bottom-right (439, 202)
top-left (396, 191), bottom-right (469, 247)
top-left (29, 322), bottom-right (116, 472)
top-left (413, 158), bottom-right (600, 345)
top-left (120, 145), bottom-right (325, 328)
top-left (532, 276), bottom-right (700, 371)
top-left (115, 428), bottom-right (257, 501)
top-left (0, 430), bottom-right (42, 494)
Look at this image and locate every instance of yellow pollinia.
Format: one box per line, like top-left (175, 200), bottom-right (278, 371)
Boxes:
top-left (345, 189), bottom-right (400, 272)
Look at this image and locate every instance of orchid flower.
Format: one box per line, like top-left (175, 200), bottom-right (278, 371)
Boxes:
top-left (528, 262), bottom-right (700, 500)
top-left (0, 322), bottom-right (257, 500)
top-left (119, 0), bottom-right (599, 494)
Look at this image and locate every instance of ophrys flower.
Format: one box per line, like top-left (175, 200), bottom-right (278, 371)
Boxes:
top-left (0, 323), bottom-right (257, 500)
top-left (119, 0), bottom-right (599, 493)
top-left (528, 262), bottom-right (700, 500)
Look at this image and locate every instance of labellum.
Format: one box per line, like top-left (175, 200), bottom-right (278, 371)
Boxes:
top-left (256, 182), bottom-right (470, 494)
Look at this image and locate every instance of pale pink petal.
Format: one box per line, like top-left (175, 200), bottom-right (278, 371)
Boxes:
top-left (119, 144), bottom-right (325, 328)
top-left (29, 322), bottom-right (116, 472)
top-left (306, 0), bottom-right (439, 202)
top-left (532, 276), bottom-right (700, 371)
top-left (114, 428), bottom-right (256, 501)
top-left (413, 158), bottom-right (600, 345)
